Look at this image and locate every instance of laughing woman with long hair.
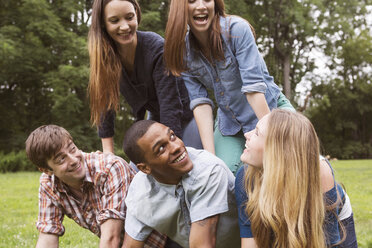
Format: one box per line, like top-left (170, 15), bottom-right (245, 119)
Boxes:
top-left (164, 0), bottom-right (294, 174)
top-left (88, 0), bottom-right (201, 155)
top-left (235, 109), bottom-right (357, 248)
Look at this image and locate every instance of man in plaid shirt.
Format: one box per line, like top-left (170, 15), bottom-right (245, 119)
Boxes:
top-left (25, 125), bottom-right (166, 248)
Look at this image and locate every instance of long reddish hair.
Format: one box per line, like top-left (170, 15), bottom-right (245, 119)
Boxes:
top-left (88, 0), bottom-right (141, 127)
top-left (164, 0), bottom-right (226, 76)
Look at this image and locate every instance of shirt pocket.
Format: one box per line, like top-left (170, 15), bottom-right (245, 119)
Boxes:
top-left (189, 66), bottom-right (213, 89)
top-left (218, 57), bottom-right (242, 91)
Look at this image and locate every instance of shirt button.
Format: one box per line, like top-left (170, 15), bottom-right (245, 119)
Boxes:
top-left (216, 78), bottom-right (220, 82)
top-left (232, 115), bottom-right (236, 119)
top-left (220, 92), bottom-right (224, 96)
top-left (226, 105), bottom-right (229, 110)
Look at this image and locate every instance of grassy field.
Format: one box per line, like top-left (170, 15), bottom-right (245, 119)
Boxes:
top-left (0, 160), bottom-right (371, 247)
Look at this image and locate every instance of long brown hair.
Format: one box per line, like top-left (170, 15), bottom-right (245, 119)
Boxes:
top-left (245, 110), bottom-right (327, 247)
top-left (164, 0), bottom-right (226, 76)
top-left (88, 0), bottom-right (141, 127)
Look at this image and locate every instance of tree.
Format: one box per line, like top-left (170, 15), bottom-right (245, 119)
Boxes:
top-left (306, 0), bottom-right (372, 159)
top-left (238, 0), bottom-right (322, 99)
top-left (0, 0), bottom-right (99, 152)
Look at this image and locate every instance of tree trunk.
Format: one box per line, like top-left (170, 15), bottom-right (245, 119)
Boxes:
top-left (283, 55), bottom-right (291, 98)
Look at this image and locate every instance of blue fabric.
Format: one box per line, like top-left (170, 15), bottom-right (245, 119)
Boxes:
top-left (98, 31), bottom-right (193, 139)
top-left (234, 164), bottom-right (351, 246)
top-left (182, 16), bottom-right (281, 135)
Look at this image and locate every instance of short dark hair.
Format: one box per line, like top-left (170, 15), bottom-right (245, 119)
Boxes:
top-left (25, 125), bottom-right (73, 169)
top-left (123, 120), bottom-right (157, 164)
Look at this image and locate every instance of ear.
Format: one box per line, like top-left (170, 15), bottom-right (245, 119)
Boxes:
top-left (136, 162), bottom-right (151, 175)
top-left (39, 167), bottom-right (53, 176)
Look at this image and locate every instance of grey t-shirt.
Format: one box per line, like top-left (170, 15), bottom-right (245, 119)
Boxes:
top-left (125, 147), bottom-right (240, 247)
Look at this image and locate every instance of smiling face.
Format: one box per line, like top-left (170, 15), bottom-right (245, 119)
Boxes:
top-left (44, 140), bottom-right (85, 189)
top-left (240, 114), bottom-right (270, 168)
top-left (104, 0), bottom-right (138, 48)
top-left (187, 0), bottom-right (215, 37)
top-left (136, 123), bottom-right (193, 185)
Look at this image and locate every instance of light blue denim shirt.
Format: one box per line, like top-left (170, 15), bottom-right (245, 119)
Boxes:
top-left (182, 15), bottom-right (281, 135)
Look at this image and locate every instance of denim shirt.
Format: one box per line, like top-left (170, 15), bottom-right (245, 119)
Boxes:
top-left (182, 16), bottom-right (281, 135)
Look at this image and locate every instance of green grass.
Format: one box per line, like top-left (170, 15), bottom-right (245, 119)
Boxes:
top-left (0, 172), bottom-right (99, 248)
top-left (0, 161), bottom-right (371, 247)
top-left (331, 160), bottom-right (372, 248)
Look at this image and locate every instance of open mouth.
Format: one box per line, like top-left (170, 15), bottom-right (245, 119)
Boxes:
top-left (193, 14), bottom-right (209, 24)
top-left (173, 151), bottom-right (187, 163)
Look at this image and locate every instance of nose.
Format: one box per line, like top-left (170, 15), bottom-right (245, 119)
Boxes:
top-left (169, 139), bottom-right (182, 154)
top-left (244, 130), bottom-right (254, 141)
top-left (196, 0), bottom-right (207, 9)
top-left (67, 152), bottom-right (80, 166)
top-left (119, 20), bottom-right (129, 31)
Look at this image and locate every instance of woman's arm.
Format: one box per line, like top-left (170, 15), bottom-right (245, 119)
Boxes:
top-left (244, 92), bottom-right (270, 120)
top-left (241, 238), bottom-right (258, 248)
top-left (193, 104), bottom-right (215, 154)
top-left (101, 137), bottom-right (114, 154)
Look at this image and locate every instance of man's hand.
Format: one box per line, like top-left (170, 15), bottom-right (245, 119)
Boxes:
top-left (189, 215), bottom-right (219, 248)
top-left (36, 232), bottom-right (59, 248)
top-left (121, 232), bottom-right (144, 248)
top-left (100, 219), bottom-right (123, 248)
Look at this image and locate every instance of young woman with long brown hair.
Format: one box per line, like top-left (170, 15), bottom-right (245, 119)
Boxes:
top-left (164, 0), bottom-right (294, 174)
top-left (88, 0), bottom-right (202, 154)
top-left (235, 109), bottom-right (357, 247)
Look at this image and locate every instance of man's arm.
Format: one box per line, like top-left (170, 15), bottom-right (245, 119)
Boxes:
top-left (122, 232), bottom-right (144, 248)
top-left (36, 232), bottom-right (59, 248)
top-left (100, 219), bottom-right (123, 248)
top-left (189, 215), bottom-right (219, 248)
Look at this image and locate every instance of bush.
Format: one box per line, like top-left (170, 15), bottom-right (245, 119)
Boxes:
top-left (0, 151), bottom-right (37, 173)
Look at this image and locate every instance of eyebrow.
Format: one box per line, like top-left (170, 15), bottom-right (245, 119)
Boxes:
top-left (151, 128), bottom-right (171, 152)
top-left (52, 141), bottom-right (72, 162)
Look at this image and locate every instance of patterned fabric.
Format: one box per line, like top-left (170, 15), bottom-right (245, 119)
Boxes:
top-left (36, 151), bottom-right (166, 247)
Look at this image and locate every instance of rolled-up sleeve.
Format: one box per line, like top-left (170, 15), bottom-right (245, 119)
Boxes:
top-left (125, 211), bottom-right (153, 241)
top-left (181, 72), bottom-right (214, 110)
top-left (231, 19), bottom-right (268, 94)
top-left (97, 161), bottom-right (134, 224)
top-left (37, 185), bottom-right (65, 236)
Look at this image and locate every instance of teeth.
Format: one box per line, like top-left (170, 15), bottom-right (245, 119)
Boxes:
top-left (173, 152), bottom-right (186, 163)
top-left (195, 14), bottom-right (207, 18)
top-left (245, 144), bottom-right (248, 149)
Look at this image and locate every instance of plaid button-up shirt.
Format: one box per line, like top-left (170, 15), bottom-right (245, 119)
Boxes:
top-left (36, 151), bottom-right (166, 247)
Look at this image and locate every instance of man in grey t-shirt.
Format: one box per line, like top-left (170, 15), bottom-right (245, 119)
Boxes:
top-left (122, 120), bottom-right (240, 248)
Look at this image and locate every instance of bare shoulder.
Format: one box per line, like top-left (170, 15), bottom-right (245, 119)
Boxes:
top-left (319, 159), bottom-right (335, 193)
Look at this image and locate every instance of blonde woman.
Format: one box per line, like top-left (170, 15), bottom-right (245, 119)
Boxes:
top-left (235, 110), bottom-right (357, 247)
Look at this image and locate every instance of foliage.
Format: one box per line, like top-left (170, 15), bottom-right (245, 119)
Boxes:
top-left (305, 2), bottom-right (372, 159)
top-left (1, 0), bottom-right (371, 160)
top-left (0, 151), bottom-right (36, 172)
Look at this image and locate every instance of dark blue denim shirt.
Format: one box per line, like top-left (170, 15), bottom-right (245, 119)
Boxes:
top-left (99, 31), bottom-right (192, 139)
top-left (182, 16), bottom-right (281, 135)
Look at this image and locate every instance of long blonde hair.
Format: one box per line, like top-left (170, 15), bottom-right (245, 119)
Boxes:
top-left (164, 0), bottom-right (226, 76)
top-left (88, 0), bottom-right (141, 126)
top-left (245, 109), bottom-right (326, 248)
